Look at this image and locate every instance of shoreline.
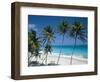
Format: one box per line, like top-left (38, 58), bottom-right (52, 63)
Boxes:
top-left (29, 52), bottom-right (88, 65)
top-left (51, 53), bottom-right (87, 61)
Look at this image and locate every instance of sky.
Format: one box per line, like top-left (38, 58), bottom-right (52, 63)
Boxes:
top-left (28, 15), bottom-right (88, 46)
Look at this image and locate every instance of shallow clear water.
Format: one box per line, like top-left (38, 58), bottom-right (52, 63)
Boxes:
top-left (51, 45), bottom-right (88, 58)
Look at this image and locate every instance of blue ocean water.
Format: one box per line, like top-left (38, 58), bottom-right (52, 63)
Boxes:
top-left (51, 45), bottom-right (88, 58)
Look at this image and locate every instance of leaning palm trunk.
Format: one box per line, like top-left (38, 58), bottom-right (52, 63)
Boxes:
top-left (42, 53), bottom-right (48, 64)
top-left (28, 53), bottom-right (36, 66)
top-left (28, 52), bottom-right (33, 66)
top-left (42, 58), bottom-right (45, 64)
top-left (36, 56), bottom-right (38, 62)
top-left (45, 53), bottom-right (48, 64)
top-left (28, 53), bottom-right (30, 66)
top-left (42, 52), bottom-right (46, 64)
top-left (57, 34), bottom-right (64, 64)
top-left (70, 37), bottom-right (77, 65)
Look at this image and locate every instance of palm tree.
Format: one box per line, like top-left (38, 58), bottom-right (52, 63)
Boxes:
top-left (28, 31), bottom-right (36, 53)
top-left (42, 25), bottom-right (55, 64)
top-left (42, 25), bottom-right (55, 44)
top-left (70, 22), bottom-right (87, 65)
top-left (43, 44), bottom-right (52, 64)
top-left (28, 30), bottom-right (36, 65)
top-left (57, 20), bottom-right (69, 64)
top-left (28, 30), bottom-right (41, 66)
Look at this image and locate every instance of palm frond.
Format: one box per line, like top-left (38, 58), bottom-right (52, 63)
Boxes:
top-left (58, 20), bottom-right (69, 35)
top-left (42, 25), bottom-right (55, 44)
top-left (69, 21), bottom-right (87, 42)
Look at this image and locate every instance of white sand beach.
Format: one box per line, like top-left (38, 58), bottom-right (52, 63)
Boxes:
top-left (43, 55), bottom-right (87, 65)
top-left (29, 52), bottom-right (88, 65)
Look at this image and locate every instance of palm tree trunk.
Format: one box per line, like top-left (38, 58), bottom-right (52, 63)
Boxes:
top-left (42, 52), bottom-right (48, 65)
top-left (28, 55), bottom-right (30, 66)
top-left (28, 52), bottom-right (35, 66)
top-left (28, 52), bottom-right (32, 66)
top-left (70, 37), bottom-right (77, 65)
top-left (57, 34), bottom-right (64, 64)
top-left (42, 53), bottom-right (46, 64)
top-left (45, 53), bottom-right (48, 64)
top-left (36, 56), bottom-right (38, 62)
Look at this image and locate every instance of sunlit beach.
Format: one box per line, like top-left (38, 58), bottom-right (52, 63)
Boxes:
top-left (28, 15), bottom-right (88, 66)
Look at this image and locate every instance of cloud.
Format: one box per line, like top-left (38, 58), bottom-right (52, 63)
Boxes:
top-left (29, 24), bottom-right (35, 28)
top-left (28, 24), bottom-right (37, 31)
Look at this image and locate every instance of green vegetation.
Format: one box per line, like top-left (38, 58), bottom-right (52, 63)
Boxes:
top-left (56, 20), bottom-right (69, 64)
top-left (28, 30), bottom-right (41, 66)
top-left (28, 20), bottom-right (87, 66)
top-left (69, 22), bottom-right (87, 64)
top-left (42, 25), bottom-right (55, 64)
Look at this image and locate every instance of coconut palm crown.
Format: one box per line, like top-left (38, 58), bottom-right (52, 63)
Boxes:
top-left (42, 25), bottom-right (55, 64)
top-left (57, 20), bottom-right (69, 64)
top-left (42, 25), bottom-right (55, 44)
top-left (70, 21), bottom-right (87, 64)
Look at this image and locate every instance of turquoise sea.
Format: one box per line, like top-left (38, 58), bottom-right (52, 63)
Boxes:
top-left (51, 45), bottom-right (88, 58)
